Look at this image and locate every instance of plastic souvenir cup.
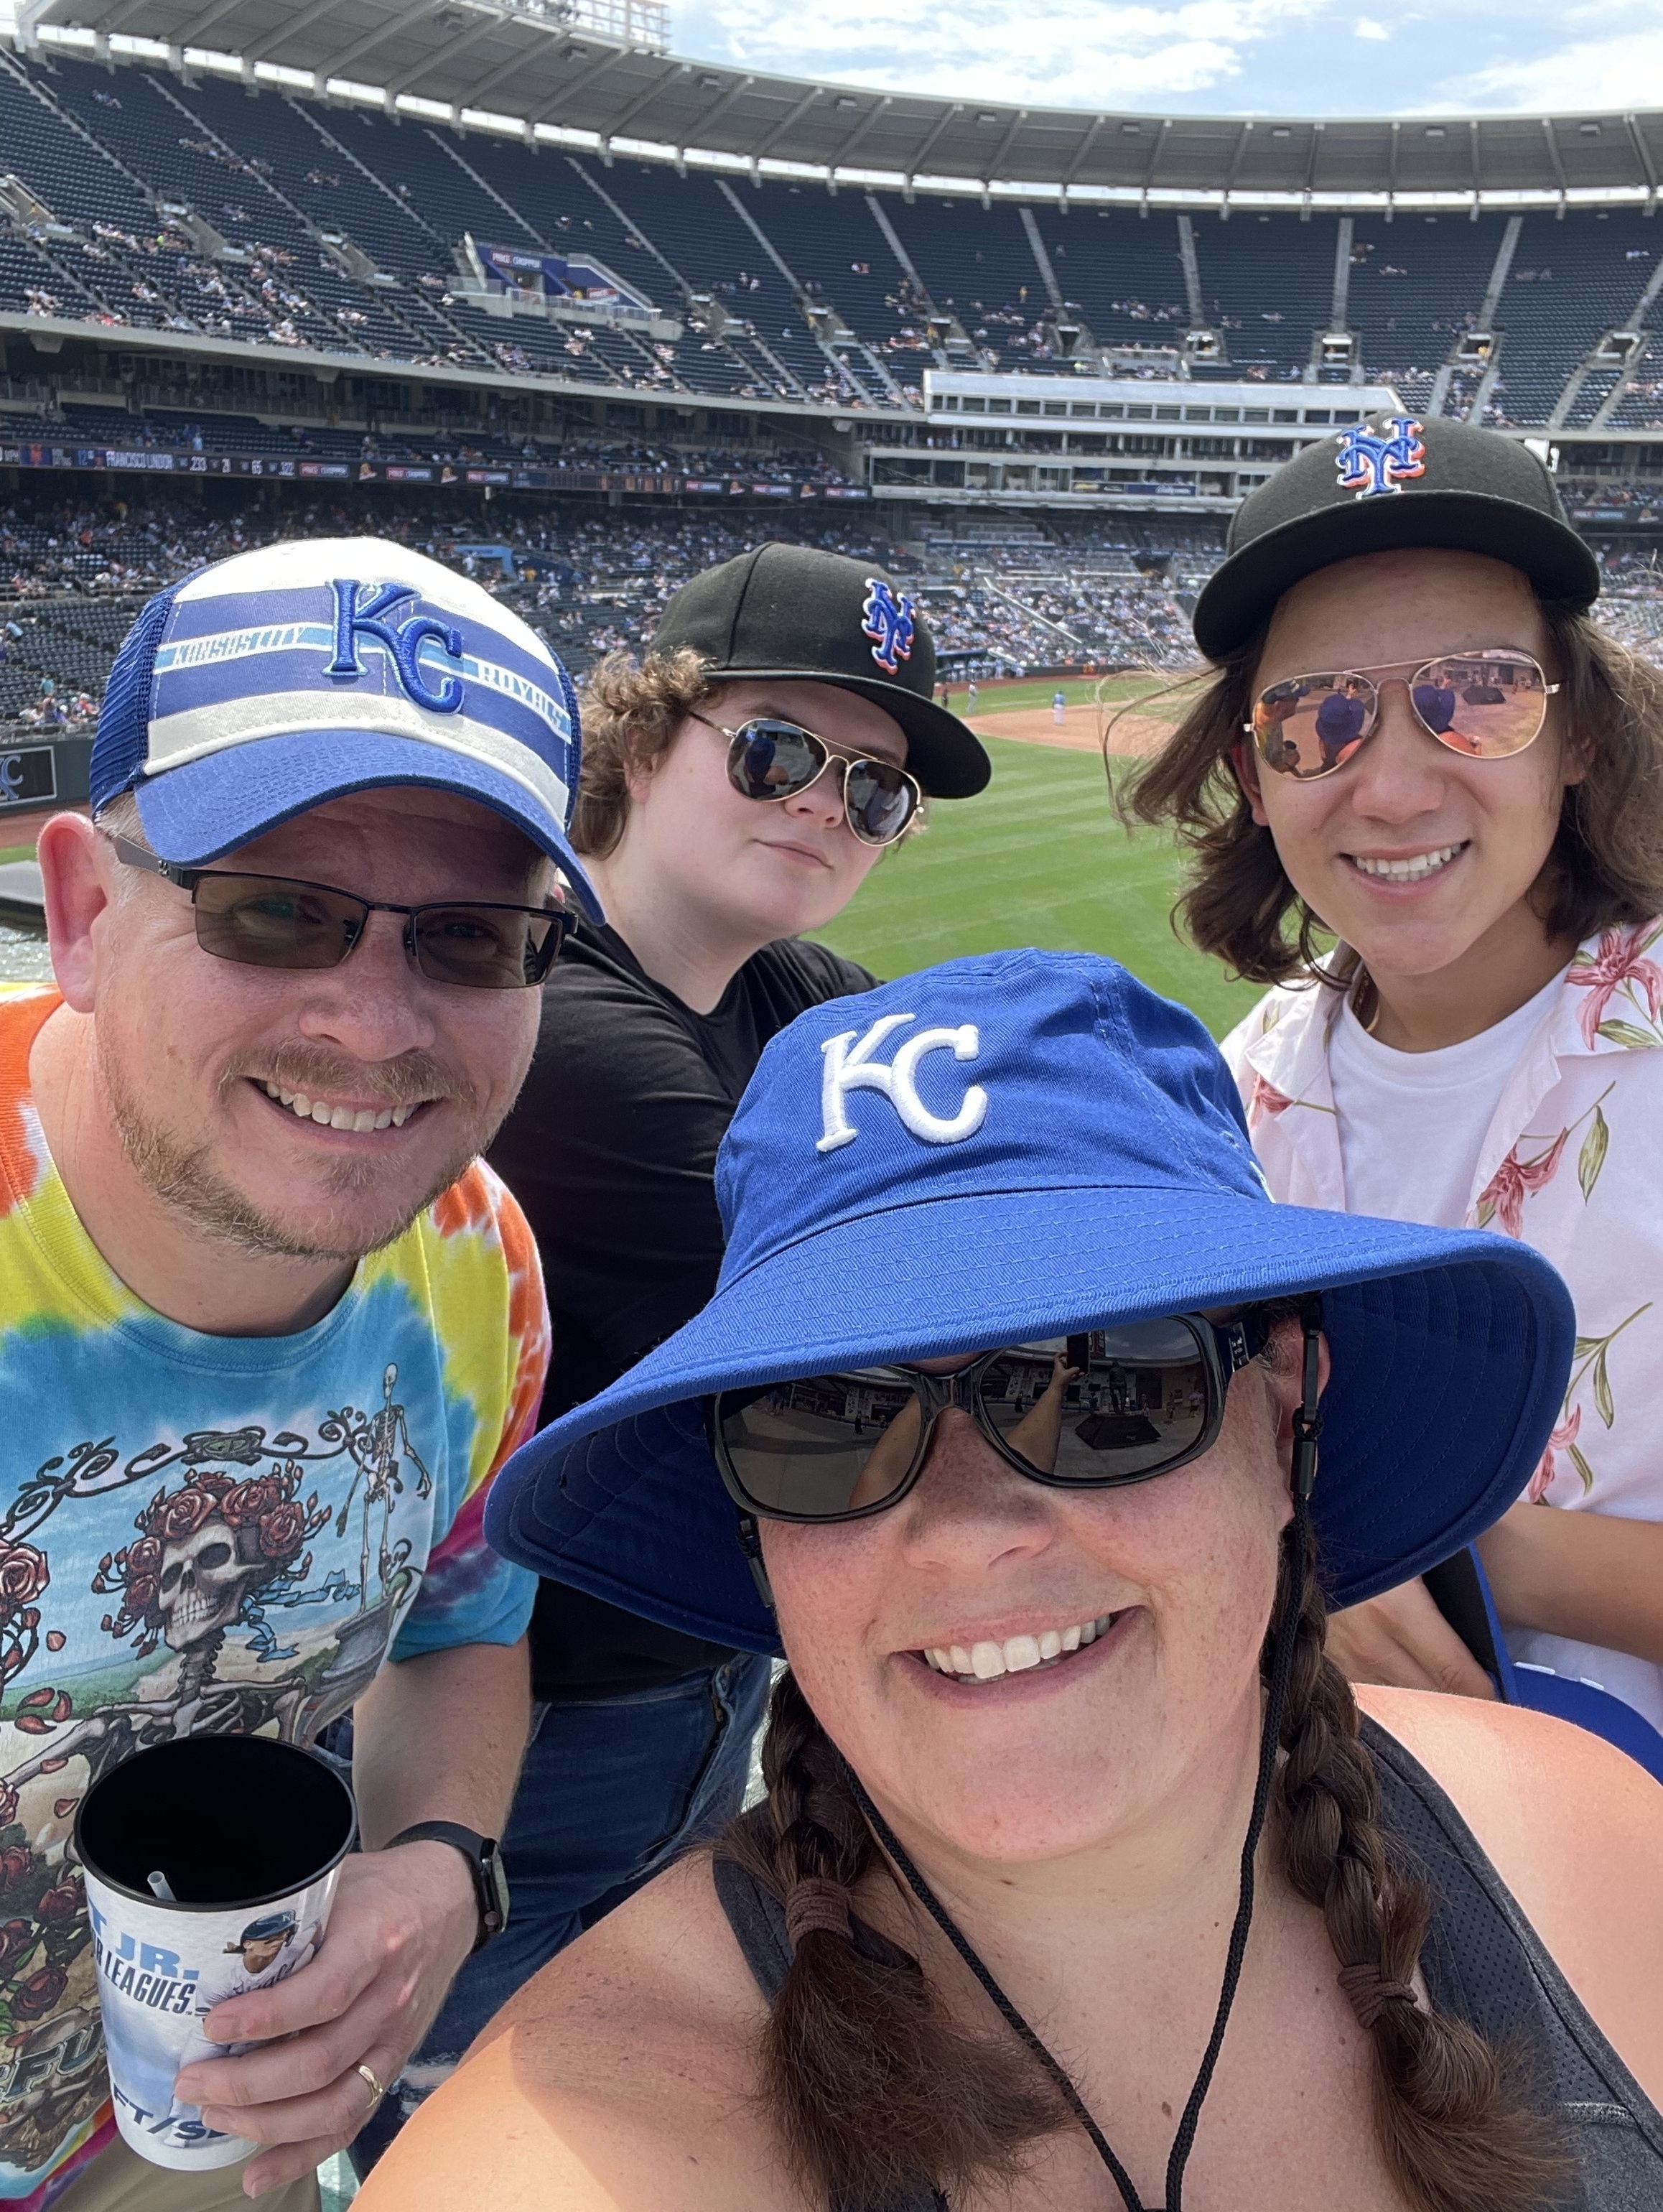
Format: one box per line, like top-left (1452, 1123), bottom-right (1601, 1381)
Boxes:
top-left (74, 1737), bottom-right (356, 2171)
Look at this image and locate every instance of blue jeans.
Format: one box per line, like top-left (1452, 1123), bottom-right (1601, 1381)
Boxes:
top-left (348, 1650), bottom-right (772, 2174)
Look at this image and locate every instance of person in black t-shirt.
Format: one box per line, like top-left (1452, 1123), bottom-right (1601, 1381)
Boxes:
top-left (351, 544), bottom-right (989, 2166)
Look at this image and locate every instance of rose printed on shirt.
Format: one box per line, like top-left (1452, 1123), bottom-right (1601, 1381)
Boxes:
top-left (1246, 1074), bottom-right (1295, 1128)
top-left (1529, 1304), bottom-right (1655, 1507)
top-left (1474, 1129), bottom-right (1568, 1238)
top-left (0, 985), bottom-right (547, 2202)
top-left (0, 1369), bottom-right (441, 2183)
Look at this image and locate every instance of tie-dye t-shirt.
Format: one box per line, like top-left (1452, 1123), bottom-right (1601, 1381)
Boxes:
top-left (0, 986), bottom-right (547, 2203)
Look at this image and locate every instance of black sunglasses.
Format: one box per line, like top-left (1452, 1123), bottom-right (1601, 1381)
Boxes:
top-left (691, 712), bottom-right (922, 846)
top-left (709, 1313), bottom-right (1267, 1525)
top-left (109, 837), bottom-right (571, 991)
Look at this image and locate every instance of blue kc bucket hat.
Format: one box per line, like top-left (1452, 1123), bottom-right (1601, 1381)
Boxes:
top-left (485, 950), bottom-right (1574, 1653)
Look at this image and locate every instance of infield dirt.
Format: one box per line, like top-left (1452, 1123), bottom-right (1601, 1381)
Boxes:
top-left (969, 703), bottom-right (1177, 758)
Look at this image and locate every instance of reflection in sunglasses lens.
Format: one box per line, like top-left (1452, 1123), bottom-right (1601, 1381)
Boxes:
top-left (190, 875), bottom-right (564, 988)
top-left (729, 721), bottom-right (825, 799)
top-left (980, 1322), bottom-right (1211, 1480)
top-left (1252, 676), bottom-right (1376, 781)
top-left (193, 876), bottom-right (361, 970)
top-left (717, 1317), bottom-right (1219, 1520)
top-left (1254, 651), bottom-right (1550, 779)
top-left (1407, 652), bottom-right (1547, 759)
top-left (845, 762), bottom-right (916, 843)
top-left (719, 1372), bottom-right (922, 1516)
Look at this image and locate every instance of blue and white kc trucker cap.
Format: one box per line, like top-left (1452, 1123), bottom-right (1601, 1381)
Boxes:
top-left (88, 538), bottom-right (600, 914)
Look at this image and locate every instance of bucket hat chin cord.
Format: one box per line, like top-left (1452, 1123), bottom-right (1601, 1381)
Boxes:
top-left (844, 1311), bottom-right (1324, 2212)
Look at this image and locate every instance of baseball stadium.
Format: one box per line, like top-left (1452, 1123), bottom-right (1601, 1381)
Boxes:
top-left (1, 0), bottom-right (1662, 1027)
top-left (1, 3), bottom-right (1663, 2206)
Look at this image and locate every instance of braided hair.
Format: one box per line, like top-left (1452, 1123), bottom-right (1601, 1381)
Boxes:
top-left (718, 1522), bottom-right (1568, 2212)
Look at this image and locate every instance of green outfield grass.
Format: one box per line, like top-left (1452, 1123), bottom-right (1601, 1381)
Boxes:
top-left (811, 734), bottom-right (1262, 1040)
top-left (936, 672), bottom-right (1184, 718)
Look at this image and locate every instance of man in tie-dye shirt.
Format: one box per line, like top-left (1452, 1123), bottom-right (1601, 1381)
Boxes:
top-left (0, 539), bottom-right (600, 2210)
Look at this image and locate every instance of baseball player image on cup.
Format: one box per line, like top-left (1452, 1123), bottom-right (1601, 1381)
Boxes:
top-left (174, 1910), bottom-right (325, 2076)
top-left (76, 1737), bottom-right (355, 2172)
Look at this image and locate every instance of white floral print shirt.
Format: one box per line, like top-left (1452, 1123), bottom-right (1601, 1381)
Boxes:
top-left (1220, 921), bottom-right (1663, 1729)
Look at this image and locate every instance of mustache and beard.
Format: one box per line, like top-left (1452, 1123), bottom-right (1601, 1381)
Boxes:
top-left (99, 1036), bottom-right (491, 1263)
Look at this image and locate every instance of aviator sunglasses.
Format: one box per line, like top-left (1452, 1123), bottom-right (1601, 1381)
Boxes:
top-left (691, 711), bottom-right (923, 846)
top-left (1248, 647), bottom-right (1560, 784)
top-left (710, 1312), bottom-right (1269, 1524)
top-left (109, 837), bottom-right (572, 990)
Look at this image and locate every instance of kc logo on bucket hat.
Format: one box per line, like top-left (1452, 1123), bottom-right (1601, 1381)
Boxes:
top-left (817, 1012), bottom-right (987, 1153)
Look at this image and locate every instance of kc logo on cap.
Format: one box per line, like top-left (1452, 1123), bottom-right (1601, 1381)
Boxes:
top-left (325, 579), bottom-right (465, 715)
top-left (817, 1012), bottom-right (988, 1153)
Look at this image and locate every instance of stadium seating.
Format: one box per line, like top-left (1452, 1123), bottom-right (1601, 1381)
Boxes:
top-left (5, 47), bottom-right (1663, 431)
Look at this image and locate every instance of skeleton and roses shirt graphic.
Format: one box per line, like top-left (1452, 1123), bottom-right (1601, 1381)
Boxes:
top-left (0, 987), bottom-right (546, 2200)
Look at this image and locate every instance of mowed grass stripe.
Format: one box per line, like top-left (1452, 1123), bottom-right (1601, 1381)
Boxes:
top-left (811, 736), bottom-right (1262, 1040)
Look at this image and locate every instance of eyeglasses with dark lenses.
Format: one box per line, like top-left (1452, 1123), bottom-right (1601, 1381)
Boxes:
top-left (710, 1314), bottom-right (1264, 1523)
top-left (109, 838), bottom-right (570, 990)
top-left (1247, 649), bottom-right (1560, 783)
top-left (693, 713), bottom-right (921, 846)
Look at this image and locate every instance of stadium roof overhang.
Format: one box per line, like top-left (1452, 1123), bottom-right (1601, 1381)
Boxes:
top-left (16, 0), bottom-right (1663, 212)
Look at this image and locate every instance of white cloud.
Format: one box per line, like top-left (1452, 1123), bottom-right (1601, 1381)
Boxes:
top-left (1354, 15), bottom-right (1391, 36)
top-left (1446, 25), bottom-right (1663, 108)
top-left (675, 0), bottom-right (1329, 106)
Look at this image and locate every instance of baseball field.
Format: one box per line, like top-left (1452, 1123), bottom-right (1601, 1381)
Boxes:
top-left (812, 674), bottom-right (1266, 1042)
top-left (2, 677), bottom-right (1268, 1039)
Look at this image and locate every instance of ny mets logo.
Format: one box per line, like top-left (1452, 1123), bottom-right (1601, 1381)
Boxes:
top-left (325, 580), bottom-right (465, 713)
top-left (861, 577), bottom-right (916, 675)
top-left (1335, 417), bottom-right (1427, 500)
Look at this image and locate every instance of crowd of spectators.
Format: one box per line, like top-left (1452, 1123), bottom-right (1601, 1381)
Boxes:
top-left (4, 489), bottom-right (1662, 731)
top-left (0, 401), bottom-right (860, 488)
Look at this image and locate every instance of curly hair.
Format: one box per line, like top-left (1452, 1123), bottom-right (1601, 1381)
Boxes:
top-left (1122, 603), bottom-right (1663, 987)
top-left (571, 646), bottom-right (717, 859)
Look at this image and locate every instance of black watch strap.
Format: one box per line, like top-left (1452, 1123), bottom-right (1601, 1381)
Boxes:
top-left (384, 1821), bottom-right (509, 1951)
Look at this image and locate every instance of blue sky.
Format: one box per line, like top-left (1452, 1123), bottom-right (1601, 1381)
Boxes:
top-left (673, 0), bottom-right (1663, 118)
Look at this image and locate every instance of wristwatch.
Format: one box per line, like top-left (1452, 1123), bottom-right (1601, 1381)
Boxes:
top-left (384, 1821), bottom-right (510, 1952)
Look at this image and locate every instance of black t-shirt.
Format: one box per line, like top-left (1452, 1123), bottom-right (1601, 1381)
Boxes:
top-left (487, 920), bottom-right (876, 1701)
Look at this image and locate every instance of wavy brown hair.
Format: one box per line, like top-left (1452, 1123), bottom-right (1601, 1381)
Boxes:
top-left (572, 646), bottom-right (718, 858)
top-left (718, 1326), bottom-right (1568, 2212)
top-left (1122, 603), bottom-right (1663, 987)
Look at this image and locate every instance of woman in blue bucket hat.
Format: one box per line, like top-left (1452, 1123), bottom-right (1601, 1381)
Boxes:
top-left (360, 952), bottom-right (1663, 2212)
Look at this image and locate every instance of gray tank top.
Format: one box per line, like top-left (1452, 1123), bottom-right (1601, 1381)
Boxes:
top-left (712, 1718), bottom-right (1663, 2211)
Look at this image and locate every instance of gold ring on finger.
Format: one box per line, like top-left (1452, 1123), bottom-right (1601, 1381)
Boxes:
top-left (356, 2061), bottom-right (387, 2107)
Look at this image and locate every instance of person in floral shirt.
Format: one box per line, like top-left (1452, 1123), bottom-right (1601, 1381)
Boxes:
top-left (1128, 417), bottom-right (1663, 1733)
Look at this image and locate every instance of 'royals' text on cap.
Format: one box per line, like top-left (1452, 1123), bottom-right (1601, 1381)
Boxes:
top-left (90, 537), bottom-right (600, 914)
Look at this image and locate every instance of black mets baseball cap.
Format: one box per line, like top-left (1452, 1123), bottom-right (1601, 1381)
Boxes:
top-left (1193, 415), bottom-right (1601, 663)
top-left (650, 542), bottom-right (989, 798)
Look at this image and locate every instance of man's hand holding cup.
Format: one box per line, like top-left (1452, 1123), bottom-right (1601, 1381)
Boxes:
top-left (177, 1839), bottom-right (480, 2196)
